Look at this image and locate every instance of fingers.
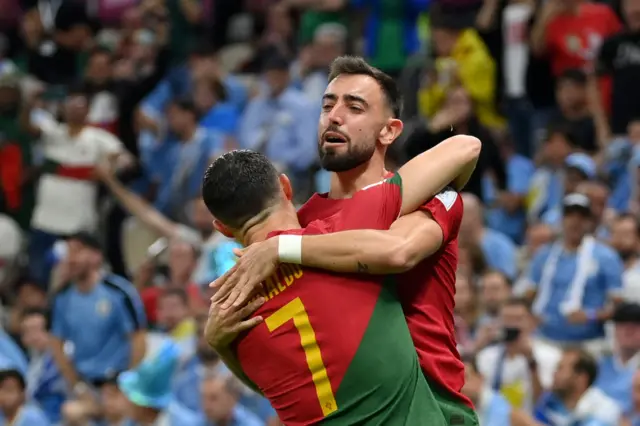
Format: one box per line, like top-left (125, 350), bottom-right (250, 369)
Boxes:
top-left (221, 284), bottom-right (243, 310)
top-left (232, 278), bottom-right (258, 308)
top-left (232, 316), bottom-right (264, 333)
top-left (233, 247), bottom-right (244, 257)
top-left (235, 297), bottom-right (265, 321)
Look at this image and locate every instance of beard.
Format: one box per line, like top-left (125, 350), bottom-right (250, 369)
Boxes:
top-left (318, 140), bottom-right (376, 172)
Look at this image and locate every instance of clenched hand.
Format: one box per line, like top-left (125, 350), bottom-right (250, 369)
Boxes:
top-left (210, 237), bottom-right (280, 309)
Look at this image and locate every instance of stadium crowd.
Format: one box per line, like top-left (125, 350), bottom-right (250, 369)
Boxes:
top-left (0, 0), bottom-right (640, 424)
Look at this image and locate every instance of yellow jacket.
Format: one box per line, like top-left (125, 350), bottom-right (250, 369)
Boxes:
top-left (419, 29), bottom-right (505, 129)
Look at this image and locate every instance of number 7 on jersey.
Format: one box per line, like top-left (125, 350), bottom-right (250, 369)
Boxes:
top-left (265, 297), bottom-right (338, 416)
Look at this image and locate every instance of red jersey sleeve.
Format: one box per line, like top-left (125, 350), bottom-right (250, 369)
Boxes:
top-left (340, 173), bottom-right (403, 230)
top-left (419, 187), bottom-right (462, 243)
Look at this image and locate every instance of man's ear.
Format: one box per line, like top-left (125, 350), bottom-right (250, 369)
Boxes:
top-left (279, 174), bottom-right (293, 201)
top-left (213, 219), bottom-right (234, 239)
top-left (379, 118), bottom-right (404, 147)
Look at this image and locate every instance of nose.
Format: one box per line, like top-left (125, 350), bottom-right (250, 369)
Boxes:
top-left (326, 106), bottom-right (345, 127)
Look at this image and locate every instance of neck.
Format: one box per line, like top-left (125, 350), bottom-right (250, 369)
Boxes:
top-left (242, 208), bottom-right (301, 246)
top-left (563, 235), bottom-right (584, 251)
top-left (67, 122), bottom-right (85, 136)
top-left (619, 348), bottom-right (639, 364)
top-left (137, 407), bottom-right (161, 425)
top-left (328, 156), bottom-right (387, 199)
top-left (562, 105), bottom-right (589, 120)
top-left (76, 269), bottom-right (100, 291)
top-left (179, 125), bottom-right (197, 142)
top-left (4, 405), bottom-right (21, 422)
top-left (560, 389), bottom-right (583, 410)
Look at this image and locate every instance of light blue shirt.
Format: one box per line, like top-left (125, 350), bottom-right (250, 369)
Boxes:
top-left (480, 389), bottom-right (512, 426)
top-left (122, 401), bottom-right (200, 426)
top-left (0, 329), bottom-right (27, 374)
top-left (238, 88), bottom-right (317, 172)
top-left (486, 154), bottom-right (535, 244)
top-left (26, 351), bottom-right (66, 424)
top-left (198, 405), bottom-right (263, 426)
top-left (595, 355), bottom-right (634, 414)
top-left (173, 356), bottom-right (228, 412)
top-left (50, 275), bottom-right (146, 380)
top-left (526, 242), bottom-right (623, 342)
top-left (0, 404), bottom-right (50, 426)
top-left (200, 102), bottom-right (240, 137)
top-left (481, 229), bottom-right (518, 280)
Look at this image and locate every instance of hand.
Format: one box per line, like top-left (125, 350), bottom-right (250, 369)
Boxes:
top-left (473, 322), bottom-right (500, 350)
top-left (540, 0), bottom-right (564, 21)
top-left (210, 237), bottom-right (280, 309)
top-left (92, 159), bottom-right (114, 182)
top-left (566, 310), bottom-right (589, 324)
top-left (513, 335), bottom-right (534, 358)
top-left (205, 297), bottom-right (265, 348)
top-left (429, 107), bottom-right (459, 132)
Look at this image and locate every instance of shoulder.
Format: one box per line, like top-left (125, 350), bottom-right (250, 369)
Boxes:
top-left (169, 401), bottom-right (200, 423)
top-left (532, 243), bottom-right (554, 262)
top-left (234, 405), bottom-right (263, 426)
top-left (485, 229), bottom-right (516, 248)
top-left (594, 242), bottom-right (622, 262)
top-left (101, 274), bottom-right (139, 302)
top-left (24, 404), bottom-right (50, 424)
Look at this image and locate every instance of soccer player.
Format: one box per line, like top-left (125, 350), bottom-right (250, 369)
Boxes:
top-left (203, 138), bottom-right (479, 424)
top-left (211, 56), bottom-right (479, 425)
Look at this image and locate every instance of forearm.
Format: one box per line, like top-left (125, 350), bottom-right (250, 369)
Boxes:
top-left (216, 345), bottom-right (263, 395)
top-left (51, 339), bottom-right (80, 386)
top-left (102, 175), bottom-right (177, 238)
top-left (530, 18), bottom-right (549, 56)
top-left (301, 230), bottom-right (407, 275)
top-left (129, 331), bottom-right (146, 369)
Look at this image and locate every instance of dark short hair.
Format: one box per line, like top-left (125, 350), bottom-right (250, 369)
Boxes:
top-left (545, 122), bottom-right (579, 148)
top-left (0, 369), bottom-right (26, 391)
top-left (202, 150), bottom-right (281, 230)
top-left (558, 68), bottom-right (587, 86)
top-left (89, 46), bottom-right (113, 61)
top-left (161, 287), bottom-right (189, 306)
top-left (21, 306), bottom-right (49, 324)
top-left (328, 56), bottom-right (403, 118)
top-left (169, 97), bottom-right (200, 120)
top-left (616, 213), bottom-right (640, 236)
top-left (566, 348), bottom-right (598, 387)
top-left (68, 232), bottom-right (102, 252)
top-left (502, 296), bottom-right (532, 313)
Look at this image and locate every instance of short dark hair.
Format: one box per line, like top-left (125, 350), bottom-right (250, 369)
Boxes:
top-left (21, 306), bottom-right (49, 326)
top-left (202, 150), bottom-right (281, 230)
top-left (161, 287), bottom-right (189, 306)
top-left (545, 122), bottom-right (579, 148)
top-left (616, 213), bottom-right (640, 236)
top-left (502, 296), bottom-right (532, 313)
top-left (89, 46), bottom-right (112, 61)
top-left (328, 56), bottom-right (403, 118)
top-left (67, 232), bottom-right (102, 252)
top-left (0, 369), bottom-right (26, 391)
top-left (169, 97), bottom-right (200, 120)
top-left (566, 348), bottom-right (598, 387)
top-left (558, 68), bottom-right (587, 86)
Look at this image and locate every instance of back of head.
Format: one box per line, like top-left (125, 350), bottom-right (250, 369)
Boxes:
top-left (202, 150), bottom-right (281, 231)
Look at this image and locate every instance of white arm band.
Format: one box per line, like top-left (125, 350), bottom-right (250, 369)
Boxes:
top-left (278, 235), bottom-right (302, 264)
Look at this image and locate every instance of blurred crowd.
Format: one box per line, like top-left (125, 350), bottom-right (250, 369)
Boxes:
top-left (0, 0), bottom-right (640, 425)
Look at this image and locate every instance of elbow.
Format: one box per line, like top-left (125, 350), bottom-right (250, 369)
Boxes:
top-left (451, 134), bottom-right (482, 162)
top-left (386, 241), bottom-right (420, 273)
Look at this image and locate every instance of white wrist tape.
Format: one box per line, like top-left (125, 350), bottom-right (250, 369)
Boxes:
top-left (278, 235), bottom-right (302, 264)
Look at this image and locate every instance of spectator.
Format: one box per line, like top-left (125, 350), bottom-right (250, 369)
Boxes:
top-left (0, 328), bottom-right (27, 374)
top-left (193, 76), bottom-right (240, 140)
top-left (238, 54), bottom-right (317, 190)
top-left (460, 193), bottom-right (518, 280)
top-left (485, 135), bottom-right (535, 244)
top-left (548, 69), bottom-right (598, 153)
top-left (478, 270), bottom-right (512, 327)
top-left (19, 307), bottom-right (65, 424)
top-left (477, 297), bottom-right (561, 411)
top-left (199, 375), bottom-right (263, 426)
top-left (95, 377), bottom-right (130, 426)
top-left (0, 369), bottom-right (50, 425)
top-left (610, 214), bottom-right (640, 303)
top-left (525, 193), bottom-right (623, 354)
top-left (50, 233), bottom-right (146, 391)
top-left (117, 338), bottom-right (199, 425)
top-left (405, 87), bottom-right (507, 202)
top-left (462, 356), bottom-right (540, 425)
top-left (622, 370), bottom-right (640, 426)
top-left (84, 47), bottom-right (120, 134)
top-left (596, 0), bottom-right (640, 135)
top-left (157, 288), bottom-right (196, 359)
top-left (21, 85), bottom-right (132, 288)
top-left (533, 348), bottom-right (621, 425)
top-left (421, 11), bottom-right (504, 130)
top-left (595, 302), bottom-right (640, 413)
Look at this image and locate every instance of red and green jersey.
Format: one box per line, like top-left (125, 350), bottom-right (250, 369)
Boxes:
top-left (298, 176), bottom-right (473, 410)
top-left (235, 175), bottom-right (444, 425)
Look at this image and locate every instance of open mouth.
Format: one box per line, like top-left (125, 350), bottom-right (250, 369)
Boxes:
top-left (323, 131), bottom-right (348, 144)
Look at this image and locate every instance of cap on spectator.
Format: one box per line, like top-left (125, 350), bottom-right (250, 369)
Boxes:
top-left (67, 232), bottom-right (102, 251)
top-left (118, 339), bottom-right (180, 409)
top-left (562, 193), bottom-right (591, 216)
top-left (262, 53), bottom-right (291, 72)
top-left (612, 302), bottom-right (640, 324)
top-left (565, 153), bottom-right (596, 179)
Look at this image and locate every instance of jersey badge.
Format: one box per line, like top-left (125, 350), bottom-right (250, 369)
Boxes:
top-left (435, 189), bottom-right (458, 211)
top-left (96, 299), bottom-right (112, 317)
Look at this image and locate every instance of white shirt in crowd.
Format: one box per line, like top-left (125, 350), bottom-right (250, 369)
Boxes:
top-left (30, 110), bottom-right (124, 235)
top-left (477, 339), bottom-right (562, 412)
top-left (502, 2), bottom-right (533, 98)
